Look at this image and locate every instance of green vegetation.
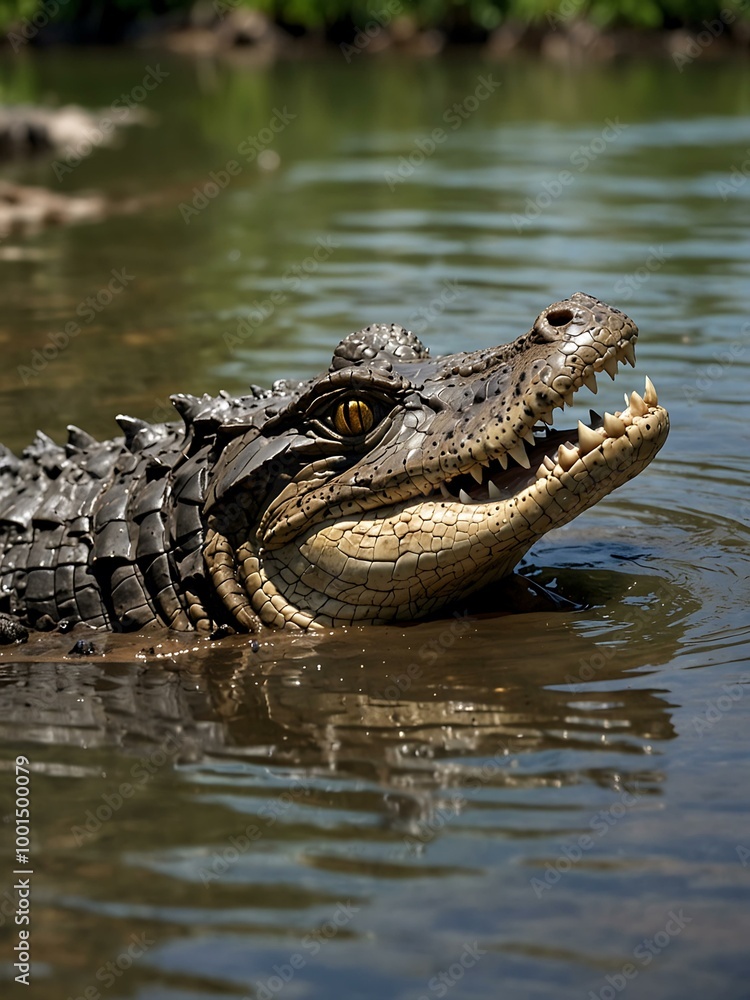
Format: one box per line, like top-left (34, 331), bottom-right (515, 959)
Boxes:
top-left (1, 0), bottom-right (748, 41)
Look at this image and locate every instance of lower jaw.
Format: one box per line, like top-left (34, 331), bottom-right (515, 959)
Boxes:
top-left (254, 478), bottom-right (612, 627)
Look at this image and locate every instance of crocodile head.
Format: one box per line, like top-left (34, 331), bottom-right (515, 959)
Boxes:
top-left (204, 292), bottom-right (669, 630)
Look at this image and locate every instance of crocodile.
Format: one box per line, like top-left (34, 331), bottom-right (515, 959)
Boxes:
top-left (0, 292), bottom-right (669, 637)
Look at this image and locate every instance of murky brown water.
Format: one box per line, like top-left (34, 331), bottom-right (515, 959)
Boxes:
top-left (1, 50), bottom-right (749, 1000)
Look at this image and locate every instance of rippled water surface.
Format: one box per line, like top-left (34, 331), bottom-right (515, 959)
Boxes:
top-left (0, 51), bottom-right (749, 1000)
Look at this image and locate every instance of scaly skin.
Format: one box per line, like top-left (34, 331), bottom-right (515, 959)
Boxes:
top-left (0, 292), bottom-right (668, 634)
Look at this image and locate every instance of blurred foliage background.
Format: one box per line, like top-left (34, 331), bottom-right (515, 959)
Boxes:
top-left (1, 0), bottom-right (748, 42)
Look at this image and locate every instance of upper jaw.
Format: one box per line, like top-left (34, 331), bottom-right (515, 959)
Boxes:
top-left (434, 377), bottom-right (665, 506)
top-left (262, 293), bottom-right (659, 537)
top-left (405, 292), bottom-right (643, 498)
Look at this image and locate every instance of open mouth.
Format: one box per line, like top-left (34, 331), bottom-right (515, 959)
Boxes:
top-left (435, 349), bottom-right (661, 505)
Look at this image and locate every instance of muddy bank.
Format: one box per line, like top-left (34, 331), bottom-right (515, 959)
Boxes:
top-left (3, 4), bottom-right (749, 63)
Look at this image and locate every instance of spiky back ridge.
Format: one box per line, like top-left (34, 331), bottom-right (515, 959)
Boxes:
top-left (0, 388), bottom-right (275, 632)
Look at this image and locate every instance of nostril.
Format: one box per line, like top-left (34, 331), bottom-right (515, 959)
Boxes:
top-left (546, 307), bottom-right (574, 327)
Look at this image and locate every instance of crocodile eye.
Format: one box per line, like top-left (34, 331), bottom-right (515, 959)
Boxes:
top-left (334, 398), bottom-right (375, 436)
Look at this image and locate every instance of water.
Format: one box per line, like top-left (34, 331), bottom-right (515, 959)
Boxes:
top-left (1, 51), bottom-right (749, 1000)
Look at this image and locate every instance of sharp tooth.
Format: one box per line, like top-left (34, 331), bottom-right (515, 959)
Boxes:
top-left (624, 392), bottom-right (630, 408)
top-left (589, 408), bottom-right (602, 426)
top-left (557, 443), bottom-right (578, 471)
top-left (643, 376), bottom-right (658, 406)
top-left (488, 480), bottom-right (501, 499)
top-left (583, 372), bottom-right (598, 394)
top-left (602, 353), bottom-right (618, 379)
top-left (498, 452), bottom-right (508, 470)
top-left (509, 442), bottom-right (531, 469)
top-left (603, 412), bottom-right (626, 437)
top-left (522, 428), bottom-right (536, 446)
top-left (622, 342), bottom-right (636, 367)
top-left (577, 420), bottom-right (602, 455)
top-left (629, 390), bottom-right (648, 416)
top-left (543, 455), bottom-right (556, 471)
top-left (459, 489), bottom-right (474, 504)
top-left (562, 390), bottom-right (575, 407)
top-left (535, 463), bottom-right (548, 480)
top-left (469, 465), bottom-right (483, 485)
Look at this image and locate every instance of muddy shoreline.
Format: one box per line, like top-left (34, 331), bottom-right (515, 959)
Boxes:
top-left (3, 5), bottom-right (749, 64)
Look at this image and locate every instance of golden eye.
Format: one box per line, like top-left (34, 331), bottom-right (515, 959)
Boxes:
top-left (334, 398), bottom-right (375, 436)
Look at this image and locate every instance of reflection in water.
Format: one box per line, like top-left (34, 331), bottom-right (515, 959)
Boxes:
top-left (0, 565), bottom-right (728, 1000)
top-left (0, 571), bottom-right (686, 995)
top-left (0, 569), bottom-right (684, 777)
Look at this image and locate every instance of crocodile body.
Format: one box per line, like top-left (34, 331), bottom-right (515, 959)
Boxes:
top-left (0, 293), bottom-right (669, 634)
